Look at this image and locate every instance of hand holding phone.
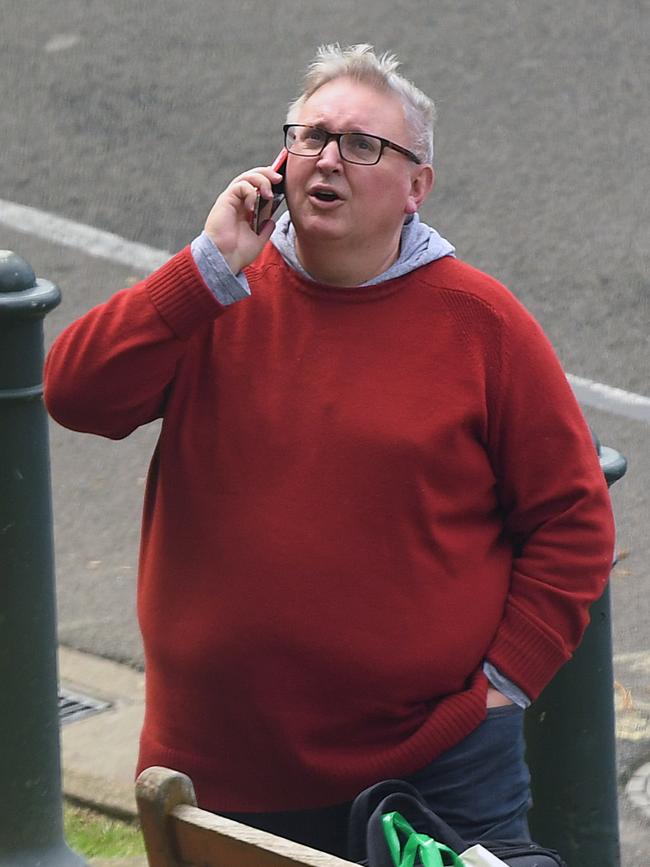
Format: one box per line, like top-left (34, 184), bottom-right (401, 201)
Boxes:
top-left (203, 152), bottom-right (288, 275)
top-left (251, 148), bottom-right (288, 234)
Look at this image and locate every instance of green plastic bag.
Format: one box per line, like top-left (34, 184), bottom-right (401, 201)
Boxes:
top-left (382, 811), bottom-right (466, 867)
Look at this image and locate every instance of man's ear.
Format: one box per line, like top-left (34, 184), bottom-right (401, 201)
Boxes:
top-left (405, 165), bottom-right (435, 214)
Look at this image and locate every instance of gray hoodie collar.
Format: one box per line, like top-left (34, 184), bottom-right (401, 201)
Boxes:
top-left (270, 211), bottom-right (455, 286)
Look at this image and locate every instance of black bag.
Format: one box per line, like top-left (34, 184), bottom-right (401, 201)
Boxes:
top-left (347, 780), bottom-right (567, 867)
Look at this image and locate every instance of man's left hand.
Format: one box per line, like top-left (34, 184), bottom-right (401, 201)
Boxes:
top-left (486, 686), bottom-right (515, 708)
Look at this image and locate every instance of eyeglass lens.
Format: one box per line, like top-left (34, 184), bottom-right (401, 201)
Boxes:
top-left (285, 126), bottom-right (382, 165)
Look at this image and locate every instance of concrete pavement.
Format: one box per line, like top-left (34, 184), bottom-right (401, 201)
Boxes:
top-left (58, 645), bottom-right (650, 866)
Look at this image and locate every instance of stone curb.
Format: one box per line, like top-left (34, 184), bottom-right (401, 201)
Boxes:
top-left (90, 860), bottom-right (147, 867)
top-left (59, 646), bottom-right (144, 818)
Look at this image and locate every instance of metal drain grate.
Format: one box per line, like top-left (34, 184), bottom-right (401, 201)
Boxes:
top-left (58, 687), bottom-right (111, 725)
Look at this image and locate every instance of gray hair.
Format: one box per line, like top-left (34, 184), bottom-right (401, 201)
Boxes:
top-left (286, 43), bottom-right (436, 164)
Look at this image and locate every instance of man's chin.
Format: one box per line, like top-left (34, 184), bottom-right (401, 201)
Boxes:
top-left (292, 212), bottom-right (349, 243)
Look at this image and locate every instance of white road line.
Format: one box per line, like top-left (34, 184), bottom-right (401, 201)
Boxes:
top-left (1, 197), bottom-right (649, 423)
top-left (567, 375), bottom-right (650, 423)
top-left (614, 651), bottom-right (650, 674)
top-left (0, 198), bottom-right (170, 273)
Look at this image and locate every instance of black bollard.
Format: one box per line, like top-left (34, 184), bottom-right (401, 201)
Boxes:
top-left (0, 251), bottom-right (86, 866)
top-left (525, 439), bottom-right (627, 867)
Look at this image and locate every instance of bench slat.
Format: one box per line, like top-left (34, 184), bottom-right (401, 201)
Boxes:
top-left (136, 766), bottom-right (358, 867)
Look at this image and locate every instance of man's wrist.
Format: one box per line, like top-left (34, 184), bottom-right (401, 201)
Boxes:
top-left (483, 661), bottom-right (531, 708)
top-left (190, 232), bottom-right (251, 306)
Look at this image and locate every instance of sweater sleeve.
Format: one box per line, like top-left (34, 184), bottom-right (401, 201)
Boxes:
top-left (483, 303), bottom-right (616, 700)
top-left (44, 247), bottom-right (227, 440)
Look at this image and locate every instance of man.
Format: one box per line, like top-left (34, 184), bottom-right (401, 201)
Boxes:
top-left (45, 44), bottom-right (615, 857)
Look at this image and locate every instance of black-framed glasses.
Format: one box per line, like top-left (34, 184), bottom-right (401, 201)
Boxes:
top-left (283, 124), bottom-right (422, 166)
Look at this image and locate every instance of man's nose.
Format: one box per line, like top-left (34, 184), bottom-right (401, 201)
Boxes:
top-left (316, 138), bottom-right (342, 170)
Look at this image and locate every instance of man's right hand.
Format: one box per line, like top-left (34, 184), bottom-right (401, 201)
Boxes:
top-left (203, 166), bottom-right (283, 275)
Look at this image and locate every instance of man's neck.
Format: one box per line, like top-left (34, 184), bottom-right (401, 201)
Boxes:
top-left (295, 231), bottom-right (402, 287)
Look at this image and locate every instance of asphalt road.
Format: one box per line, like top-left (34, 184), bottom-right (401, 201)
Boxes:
top-left (2, 1), bottom-right (649, 862)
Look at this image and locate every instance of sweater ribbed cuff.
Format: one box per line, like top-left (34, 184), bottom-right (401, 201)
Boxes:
top-left (147, 247), bottom-right (226, 339)
top-left (486, 599), bottom-right (571, 700)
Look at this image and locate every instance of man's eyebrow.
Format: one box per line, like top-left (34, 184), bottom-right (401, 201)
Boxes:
top-left (306, 123), bottom-right (376, 135)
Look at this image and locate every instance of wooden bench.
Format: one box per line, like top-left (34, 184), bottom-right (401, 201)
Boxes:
top-left (135, 766), bottom-right (358, 867)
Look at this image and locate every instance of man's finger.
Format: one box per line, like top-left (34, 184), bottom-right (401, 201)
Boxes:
top-left (257, 218), bottom-right (276, 242)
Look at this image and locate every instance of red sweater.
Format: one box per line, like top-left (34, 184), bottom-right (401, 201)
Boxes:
top-left (44, 244), bottom-right (615, 811)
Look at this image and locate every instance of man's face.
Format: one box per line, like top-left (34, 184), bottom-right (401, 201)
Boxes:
top-left (285, 77), bottom-right (432, 252)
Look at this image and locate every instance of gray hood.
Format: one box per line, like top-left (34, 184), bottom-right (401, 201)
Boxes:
top-left (270, 211), bottom-right (455, 286)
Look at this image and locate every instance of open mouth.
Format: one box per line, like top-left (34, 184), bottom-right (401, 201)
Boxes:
top-left (309, 189), bottom-right (341, 203)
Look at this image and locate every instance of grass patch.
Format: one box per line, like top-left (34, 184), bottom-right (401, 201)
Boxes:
top-left (64, 801), bottom-right (145, 859)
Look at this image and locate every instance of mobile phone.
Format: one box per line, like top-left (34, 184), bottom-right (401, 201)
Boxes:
top-left (251, 148), bottom-right (288, 234)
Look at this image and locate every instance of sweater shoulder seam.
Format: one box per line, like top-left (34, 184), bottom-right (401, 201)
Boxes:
top-left (414, 262), bottom-right (512, 322)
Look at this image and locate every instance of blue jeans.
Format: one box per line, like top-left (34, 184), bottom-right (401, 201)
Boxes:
top-left (221, 705), bottom-right (532, 857)
top-left (403, 704), bottom-right (532, 842)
